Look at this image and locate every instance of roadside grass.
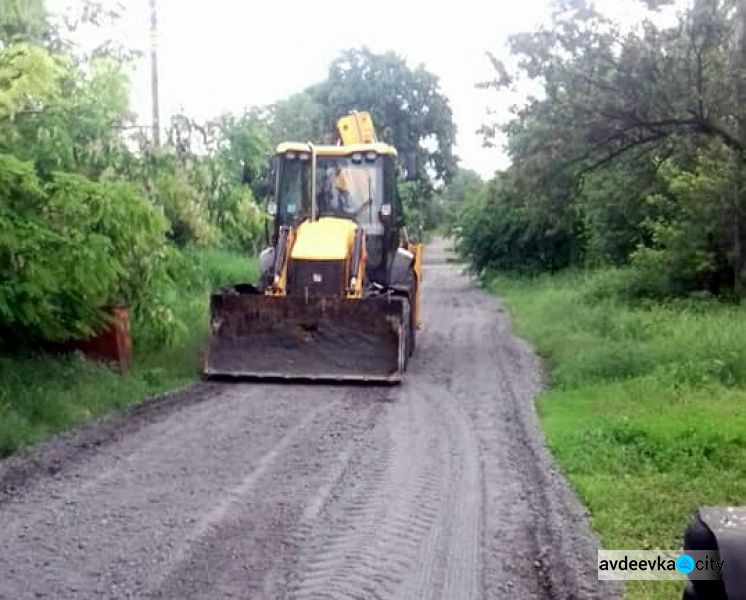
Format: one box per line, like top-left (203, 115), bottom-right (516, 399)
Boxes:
top-left (487, 270), bottom-right (746, 600)
top-left (0, 248), bottom-right (257, 459)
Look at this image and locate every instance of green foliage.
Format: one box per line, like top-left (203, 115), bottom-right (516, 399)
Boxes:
top-left (443, 169), bottom-right (484, 205)
top-left (64, 56), bottom-right (133, 177)
top-left (153, 170), bottom-right (219, 247)
top-left (437, 169), bottom-right (485, 234)
top-left (267, 92), bottom-right (326, 146)
top-left (185, 246), bottom-right (258, 291)
top-left (490, 269), bottom-right (746, 598)
top-left (0, 0), bottom-right (265, 457)
top-left (0, 41), bottom-right (134, 178)
top-left (214, 186), bottom-right (267, 253)
top-left (577, 156), bottom-right (664, 266)
top-left (466, 0), bottom-right (746, 298)
top-left (0, 42), bottom-right (61, 119)
top-left (160, 111), bottom-right (271, 251)
top-left (0, 352), bottom-right (186, 458)
top-left (0, 153), bottom-right (169, 343)
top-left (628, 144), bottom-right (738, 296)
top-left (0, 0), bottom-right (47, 43)
top-left (131, 246), bottom-right (257, 353)
top-left (398, 181), bottom-right (427, 236)
top-left (456, 172), bottom-right (581, 273)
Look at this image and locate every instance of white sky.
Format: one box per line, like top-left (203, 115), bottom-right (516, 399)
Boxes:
top-left (51, 0), bottom-right (672, 179)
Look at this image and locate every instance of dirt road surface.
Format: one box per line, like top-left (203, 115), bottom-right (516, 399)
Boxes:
top-left (0, 238), bottom-right (617, 599)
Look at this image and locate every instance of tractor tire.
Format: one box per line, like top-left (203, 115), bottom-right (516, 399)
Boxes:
top-left (406, 270), bottom-right (416, 357)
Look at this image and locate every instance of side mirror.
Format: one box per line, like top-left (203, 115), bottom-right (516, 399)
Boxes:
top-left (403, 151), bottom-right (417, 182)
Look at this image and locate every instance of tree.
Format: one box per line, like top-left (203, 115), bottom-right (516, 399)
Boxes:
top-left (473, 0), bottom-right (746, 294)
top-left (0, 0), bottom-right (46, 44)
top-left (267, 92), bottom-right (326, 146)
top-left (443, 169), bottom-right (485, 205)
top-left (0, 42), bottom-right (61, 120)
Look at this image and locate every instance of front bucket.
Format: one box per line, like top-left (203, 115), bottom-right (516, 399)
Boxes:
top-left (204, 289), bottom-right (407, 383)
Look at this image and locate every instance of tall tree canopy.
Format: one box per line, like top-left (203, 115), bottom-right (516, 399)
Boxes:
top-left (458, 0), bottom-right (746, 296)
top-left (486, 0), bottom-right (746, 170)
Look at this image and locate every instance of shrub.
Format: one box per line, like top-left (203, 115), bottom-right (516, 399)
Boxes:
top-left (154, 171), bottom-right (219, 247)
top-left (0, 153), bottom-right (170, 344)
top-left (456, 181), bottom-right (578, 274)
top-left (213, 186), bottom-right (268, 253)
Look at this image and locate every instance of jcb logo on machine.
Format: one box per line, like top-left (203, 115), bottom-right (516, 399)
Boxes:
top-left (312, 273), bottom-right (323, 283)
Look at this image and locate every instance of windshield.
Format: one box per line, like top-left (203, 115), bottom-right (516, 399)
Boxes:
top-left (275, 153), bottom-right (384, 233)
top-left (315, 157), bottom-right (383, 232)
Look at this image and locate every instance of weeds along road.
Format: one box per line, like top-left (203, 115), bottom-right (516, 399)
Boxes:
top-left (0, 238), bottom-right (617, 600)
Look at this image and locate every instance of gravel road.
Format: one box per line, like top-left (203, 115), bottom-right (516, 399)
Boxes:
top-left (0, 238), bottom-right (618, 599)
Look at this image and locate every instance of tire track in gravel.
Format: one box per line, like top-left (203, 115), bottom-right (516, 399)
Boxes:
top-left (422, 240), bottom-right (619, 599)
top-left (0, 384), bottom-right (363, 599)
top-left (286, 380), bottom-right (482, 600)
top-left (0, 237), bottom-right (618, 599)
top-left (152, 388), bottom-right (388, 599)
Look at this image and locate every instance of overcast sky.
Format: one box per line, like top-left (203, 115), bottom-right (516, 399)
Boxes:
top-left (51, 0), bottom-right (670, 179)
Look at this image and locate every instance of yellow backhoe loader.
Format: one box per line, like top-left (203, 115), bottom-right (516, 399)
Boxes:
top-left (203, 112), bottom-right (422, 382)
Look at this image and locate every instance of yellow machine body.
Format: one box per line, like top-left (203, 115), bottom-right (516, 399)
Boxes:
top-left (335, 111), bottom-right (377, 145)
top-left (204, 114), bottom-right (421, 383)
top-left (291, 218), bottom-right (357, 261)
top-left (407, 241), bottom-right (423, 327)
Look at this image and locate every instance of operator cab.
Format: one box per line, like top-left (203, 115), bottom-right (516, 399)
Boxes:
top-left (270, 142), bottom-right (401, 275)
top-left (316, 155), bottom-right (381, 231)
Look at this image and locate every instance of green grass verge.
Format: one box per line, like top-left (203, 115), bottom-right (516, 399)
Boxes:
top-left (487, 270), bottom-right (746, 600)
top-left (0, 248), bottom-right (257, 459)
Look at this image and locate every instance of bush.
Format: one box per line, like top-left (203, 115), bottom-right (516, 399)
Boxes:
top-left (213, 186), bottom-right (268, 253)
top-left (0, 153), bottom-right (170, 344)
top-left (456, 176), bottom-right (578, 274)
top-left (577, 158), bottom-right (663, 267)
top-left (154, 171), bottom-right (219, 247)
top-left (187, 246), bottom-right (258, 290)
top-left (622, 148), bottom-right (735, 298)
top-left (131, 246), bottom-right (258, 352)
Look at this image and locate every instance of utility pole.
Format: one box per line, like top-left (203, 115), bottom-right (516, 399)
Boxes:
top-left (149, 0), bottom-right (161, 148)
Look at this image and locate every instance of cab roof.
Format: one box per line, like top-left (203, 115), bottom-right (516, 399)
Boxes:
top-left (274, 142), bottom-right (397, 157)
